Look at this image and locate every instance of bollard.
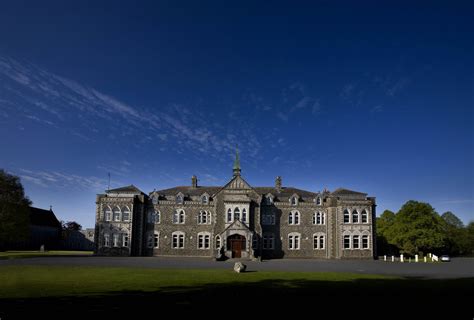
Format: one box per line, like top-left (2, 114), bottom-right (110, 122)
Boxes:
top-left (409, 257), bottom-right (411, 263)
top-left (400, 254), bottom-right (404, 263)
top-left (392, 255), bottom-right (394, 262)
top-left (424, 256), bottom-right (427, 263)
top-left (384, 255), bottom-right (387, 261)
top-left (415, 254), bottom-right (418, 262)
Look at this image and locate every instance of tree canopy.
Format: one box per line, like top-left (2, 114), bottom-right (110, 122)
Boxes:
top-left (0, 170), bottom-right (32, 250)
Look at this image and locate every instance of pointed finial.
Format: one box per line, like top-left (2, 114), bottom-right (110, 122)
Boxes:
top-left (233, 148), bottom-right (241, 176)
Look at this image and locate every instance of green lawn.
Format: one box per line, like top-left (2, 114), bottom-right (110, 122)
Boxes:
top-left (0, 250), bottom-right (93, 260)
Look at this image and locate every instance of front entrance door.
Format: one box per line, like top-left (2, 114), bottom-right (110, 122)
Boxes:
top-left (227, 234), bottom-right (246, 258)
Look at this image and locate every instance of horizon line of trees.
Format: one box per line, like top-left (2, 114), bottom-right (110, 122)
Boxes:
top-left (377, 200), bottom-right (474, 257)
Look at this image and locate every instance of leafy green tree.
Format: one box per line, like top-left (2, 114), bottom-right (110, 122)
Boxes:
top-left (376, 210), bottom-right (398, 255)
top-left (466, 221), bottom-right (474, 256)
top-left (441, 211), bottom-right (468, 256)
top-left (0, 170), bottom-right (31, 250)
top-left (387, 200), bottom-right (446, 256)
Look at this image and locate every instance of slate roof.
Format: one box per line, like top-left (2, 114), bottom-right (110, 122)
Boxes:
top-left (331, 188), bottom-right (367, 196)
top-left (29, 207), bottom-right (61, 228)
top-left (153, 186), bottom-right (221, 197)
top-left (107, 185), bottom-right (144, 194)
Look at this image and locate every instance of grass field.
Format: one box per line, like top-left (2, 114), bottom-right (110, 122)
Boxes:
top-left (0, 250), bottom-right (93, 259)
top-left (0, 266), bottom-right (472, 316)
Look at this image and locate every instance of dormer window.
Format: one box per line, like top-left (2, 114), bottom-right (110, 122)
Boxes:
top-left (152, 194), bottom-right (159, 205)
top-left (290, 195), bottom-right (298, 206)
top-left (201, 194), bottom-right (209, 205)
top-left (265, 194), bottom-right (274, 205)
top-left (176, 193), bottom-right (184, 204)
top-left (316, 197), bottom-right (321, 205)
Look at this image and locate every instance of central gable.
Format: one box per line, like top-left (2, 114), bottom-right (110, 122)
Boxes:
top-left (223, 175), bottom-right (252, 191)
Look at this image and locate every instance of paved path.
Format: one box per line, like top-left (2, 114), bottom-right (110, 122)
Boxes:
top-left (1, 256), bottom-right (473, 279)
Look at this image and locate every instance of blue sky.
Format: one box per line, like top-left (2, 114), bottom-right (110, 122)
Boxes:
top-left (0, 1), bottom-right (473, 228)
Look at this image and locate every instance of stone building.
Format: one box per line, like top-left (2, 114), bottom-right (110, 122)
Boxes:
top-left (94, 153), bottom-right (376, 259)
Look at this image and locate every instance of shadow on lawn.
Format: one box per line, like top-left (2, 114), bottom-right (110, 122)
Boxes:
top-left (1, 277), bottom-right (473, 317)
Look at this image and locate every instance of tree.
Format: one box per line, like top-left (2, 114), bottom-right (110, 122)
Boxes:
top-left (0, 170), bottom-right (31, 250)
top-left (62, 221), bottom-right (82, 231)
top-left (376, 210), bottom-right (398, 255)
top-left (387, 200), bottom-right (446, 256)
top-left (441, 211), bottom-right (468, 256)
top-left (466, 221), bottom-right (474, 256)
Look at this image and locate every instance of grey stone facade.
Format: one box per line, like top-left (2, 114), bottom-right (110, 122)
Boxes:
top-left (94, 156), bottom-right (376, 259)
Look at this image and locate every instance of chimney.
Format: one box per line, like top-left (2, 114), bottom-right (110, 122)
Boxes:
top-left (191, 175), bottom-right (198, 188)
top-left (49, 205), bottom-right (53, 211)
top-left (275, 176), bottom-right (282, 192)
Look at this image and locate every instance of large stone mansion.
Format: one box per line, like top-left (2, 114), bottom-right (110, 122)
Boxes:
top-left (94, 153), bottom-right (376, 259)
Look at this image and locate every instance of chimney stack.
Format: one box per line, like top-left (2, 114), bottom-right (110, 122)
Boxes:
top-left (191, 175), bottom-right (198, 188)
top-left (275, 176), bottom-right (282, 192)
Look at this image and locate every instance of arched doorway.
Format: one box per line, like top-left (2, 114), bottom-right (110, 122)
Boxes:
top-left (227, 234), bottom-right (246, 258)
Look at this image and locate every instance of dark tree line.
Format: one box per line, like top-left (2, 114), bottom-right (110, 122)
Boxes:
top-left (377, 200), bottom-right (474, 257)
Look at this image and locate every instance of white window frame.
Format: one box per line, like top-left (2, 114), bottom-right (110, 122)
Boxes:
top-left (173, 209), bottom-right (185, 224)
top-left (288, 232), bottom-right (301, 250)
top-left (104, 206), bottom-right (112, 221)
top-left (153, 232), bottom-right (159, 249)
top-left (104, 233), bottom-right (110, 247)
top-left (343, 209), bottom-right (350, 223)
top-left (176, 193), bottom-right (184, 204)
top-left (215, 236), bottom-right (222, 249)
top-left (172, 231), bottom-right (185, 249)
top-left (123, 233), bottom-right (129, 247)
top-left (112, 206), bottom-right (121, 222)
top-left (361, 210), bottom-right (368, 223)
top-left (234, 207), bottom-right (241, 221)
top-left (198, 210), bottom-right (211, 224)
top-left (352, 210), bottom-right (359, 224)
top-left (113, 233), bottom-right (119, 247)
top-left (242, 208), bottom-right (247, 223)
top-left (227, 208), bottom-right (232, 223)
top-left (290, 196), bottom-right (298, 206)
top-left (316, 197), bottom-right (322, 205)
top-left (122, 206), bottom-right (131, 222)
top-left (362, 234), bottom-right (369, 249)
top-left (353, 235), bottom-right (360, 249)
top-left (343, 234), bottom-right (351, 249)
top-left (289, 210), bottom-right (300, 225)
top-left (197, 232), bottom-right (211, 249)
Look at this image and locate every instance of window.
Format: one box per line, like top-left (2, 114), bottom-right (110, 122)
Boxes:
top-left (176, 194), bottom-right (184, 204)
top-left (362, 235), bottom-right (369, 249)
top-left (290, 196), bottom-right (297, 206)
top-left (252, 237), bottom-right (258, 249)
top-left (313, 212), bottom-right (325, 225)
top-left (343, 209), bottom-right (350, 223)
top-left (173, 209), bottom-right (185, 224)
top-left (147, 233), bottom-right (154, 248)
top-left (215, 236), bottom-right (221, 249)
top-left (201, 195), bottom-right (209, 204)
top-left (198, 232), bottom-right (210, 249)
top-left (104, 233), bottom-right (110, 247)
top-left (353, 235), bottom-right (360, 249)
top-left (361, 210), bottom-right (368, 223)
top-left (104, 206), bottom-right (112, 221)
top-left (313, 234), bottom-right (325, 250)
top-left (172, 232), bottom-right (185, 249)
top-left (152, 194), bottom-right (159, 204)
top-left (316, 197), bottom-right (321, 205)
top-left (263, 234), bottom-right (274, 249)
top-left (198, 211), bottom-right (211, 224)
top-left (227, 208), bottom-right (232, 223)
top-left (113, 234), bottom-right (119, 247)
top-left (153, 233), bottom-right (159, 248)
top-left (352, 210), bottom-right (359, 223)
top-left (122, 206), bottom-right (131, 221)
top-left (149, 210), bottom-right (160, 224)
top-left (262, 213), bottom-right (275, 225)
top-left (343, 235), bottom-right (350, 249)
top-left (113, 207), bottom-right (121, 222)
top-left (265, 196), bottom-right (273, 205)
top-left (288, 233), bottom-right (300, 250)
top-left (234, 208), bottom-right (240, 221)
top-left (289, 211), bottom-right (300, 225)
top-left (242, 208), bottom-right (247, 223)
top-left (123, 233), bottom-right (129, 247)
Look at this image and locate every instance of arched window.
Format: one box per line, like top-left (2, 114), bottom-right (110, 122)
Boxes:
top-left (113, 234), bottom-right (119, 247)
top-left (172, 231), bottom-right (185, 249)
top-left (352, 210), bottom-right (359, 223)
top-left (313, 234), bottom-right (325, 250)
top-left (242, 208), bottom-right (247, 223)
top-left (122, 206), bottom-right (131, 221)
top-left (266, 195), bottom-right (273, 205)
top-left (321, 212), bottom-right (325, 225)
top-left (112, 207), bottom-right (121, 222)
top-left (215, 236), bottom-right (221, 249)
top-left (176, 194), bottom-right (184, 204)
top-left (319, 235), bottom-right (325, 249)
top-left (173, 209), bottom-right (185, 224)
top-left (234, 207), bottom-right (240, 221)
top-left (290, 196), bottom-right (298, 206)
top-left (227, 208), bottom-right (232, 223)
top-left (201, 195), bottom-right (208, 204)
top-left (104, 206), bottom-right (112, 221)
top-left (263, 233), bottom-right (274, 249)
top-left (198, 211), bottom-right (210, 224)
top-left (316, 197), bottom-right (321, 205)
top-left (288, 232), bottom-right (301, 250)
top-left (289, 211), bottom-right (300, 225)
top-left (361, 210), bottom-right (368, 223)
top-left (198, 232), bottom-right (211, 249)
top-left (343, 209), bottom-right (350, 223)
